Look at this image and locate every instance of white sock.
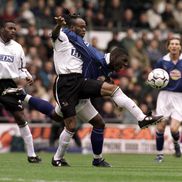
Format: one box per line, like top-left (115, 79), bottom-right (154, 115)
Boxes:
top-left (157, 151), bottom-right (164, 155)
top-left (19, 124), bottom-right (36, 157)
top-left (54, 128), bottom-right (74, 160)
top-left (24, 94), bottom-right (32, 103)
top-left (112, 88), bottom-right (146, 121)
top-left (93, 154), bottom-right (102, 159)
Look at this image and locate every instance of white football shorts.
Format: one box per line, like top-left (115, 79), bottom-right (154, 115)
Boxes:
top-left (55, 99), bottom-right (98, 122)
top-left (156, 90), bottom-right (182, 122)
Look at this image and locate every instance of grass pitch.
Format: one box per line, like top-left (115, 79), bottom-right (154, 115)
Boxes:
top-left (0, 152), bottom-right (182, 182)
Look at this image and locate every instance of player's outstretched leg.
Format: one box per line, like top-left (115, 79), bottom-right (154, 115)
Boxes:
top-left (111, 88), bottom-right (163, 129)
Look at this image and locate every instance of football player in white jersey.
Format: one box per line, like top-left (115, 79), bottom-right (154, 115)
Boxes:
top-left (154, 37), bottom-right (182, 163)
top-left (49, 13), bottom-right (163, 167)
top-left (0, 21), bottom-right (41, 163)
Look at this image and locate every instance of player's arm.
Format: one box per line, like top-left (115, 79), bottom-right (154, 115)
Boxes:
top-left (51, 16), bottom-right (66, 41)
top-left (64, 29), bottom-right (128, 72)
top-left (63, 29), bottom-right (105, 61)
top-left (17, 47), bottom-right (33, 86)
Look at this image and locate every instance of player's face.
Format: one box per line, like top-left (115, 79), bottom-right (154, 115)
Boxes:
top-left (72, 18), bottom-right (86, 38)
top-left (2, 22), bottom-right (16, 41)
top-left (168, 39), bottom-right (181, 55)
top-left (109, 56), bottom-right (129, 71)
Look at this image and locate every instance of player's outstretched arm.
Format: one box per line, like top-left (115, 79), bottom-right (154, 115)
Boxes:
top-left (51, 16), bottom-right (66, 41)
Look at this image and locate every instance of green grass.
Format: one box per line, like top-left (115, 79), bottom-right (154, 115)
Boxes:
top-left (0, 153), bottom-right (182, 182)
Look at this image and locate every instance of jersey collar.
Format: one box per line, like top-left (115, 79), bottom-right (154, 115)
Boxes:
top-left (163, 53), bottom-right (182, 61)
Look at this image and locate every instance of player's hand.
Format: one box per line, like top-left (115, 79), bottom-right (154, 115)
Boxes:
top-left (54, 16), bottom-right (66, 26)
top-left (105, 77), bottom-right (114, 84)
top-left (97, 76), bottom-right (106, 81)
top-left (26, 76), bottom-right (33, 85)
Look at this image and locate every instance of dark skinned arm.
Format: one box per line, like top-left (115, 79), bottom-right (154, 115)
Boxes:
top-left (51, 16), bottom-right (66, 41)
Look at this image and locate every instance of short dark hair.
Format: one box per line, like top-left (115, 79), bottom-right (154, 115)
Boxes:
top-left (110, 47), bottom-right (129, 63)
top-left (109, 47), bottom-right (129, 71)
top-left (0, 20), bottom-right (16, 29)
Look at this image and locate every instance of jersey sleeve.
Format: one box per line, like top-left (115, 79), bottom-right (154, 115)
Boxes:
top-left (18, 46), bottom-right (32, 79)
top-left (58, 30), bottom-right (68, 42)
top-left (63, 28), bottom-right (107, 66)
top-left (53, 30), bottom-right (69, 51)
top-left (19, 46), bottom-right (26, 68)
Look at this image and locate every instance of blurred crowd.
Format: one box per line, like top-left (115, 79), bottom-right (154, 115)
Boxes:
top-left (1, 0), bottom-right (182, 31)
top-left (0, 0), bottom-right (181, 124)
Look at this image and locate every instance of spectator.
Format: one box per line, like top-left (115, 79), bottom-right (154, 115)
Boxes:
top-left (121, 8), bottom-right (136, 29)
top-left (19, 2), bottom-right (35, 26)
top-left (100, 100), bottom-right (117, 119)
top-left (161, 2), bottom-right (179, 29)
top-left (120, 28), bottom-right (135, 52)
top-left (173, 0), bottom-right (182, 29)
top-left (146, 39), bottom-right (163, 67)
top-left (136, 12), bottom-right (150, 29)
top-left (129, 39), bottom-right (150, 68)
top-left (106, 31), bottom-right (121, 52)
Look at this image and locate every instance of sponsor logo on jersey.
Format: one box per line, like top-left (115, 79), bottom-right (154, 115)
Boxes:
top-left (169, 69), bottom-right (181, 80)
top-left (71, 48), bottom-right (81, 59)
top-left (0, 54), bottom-right (14, 62)
top-left (84, 41), bottom-right (90, 47)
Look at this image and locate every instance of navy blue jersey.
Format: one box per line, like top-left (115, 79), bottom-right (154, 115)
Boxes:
top-left (155, 53), bottom-right (182, 92)
top-left (63, 28), bottom-right (111, 79)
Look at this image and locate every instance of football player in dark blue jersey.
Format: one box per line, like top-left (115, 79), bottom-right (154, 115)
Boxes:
top-left (154, 37), bottom-right (182, 162)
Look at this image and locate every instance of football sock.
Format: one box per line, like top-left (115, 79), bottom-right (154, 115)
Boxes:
top-left (156, 131), bottom-right (164, 152)
top-left (54, 129), bottom-right (74, 160)
top-left (91, 128), bottom-right (104, 159)
top-left (112, 88), bottom-right (145, 121)
top-left (26, 96), bottom-right (54, 117)
top-left (24, 94), bottom-right (32, 102)
top-left (171, 131), bottom-right (180, 143)
top-left (19, 123), bottom-right (36, 157)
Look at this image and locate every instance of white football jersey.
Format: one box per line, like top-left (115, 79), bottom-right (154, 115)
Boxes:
top-left (0, 38), bottom-right (30, 80)
top-left (53, 30), bottom-right (83, 74)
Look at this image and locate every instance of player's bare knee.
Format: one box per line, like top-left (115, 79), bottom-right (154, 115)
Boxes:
top-left (64, 116), bottom-right (77, 132)
top-left (170, 126), bottom-right (179, 133)
top-left (156, 124), bottom-right (165, 133)
top-left (101, 82), bottom-right (118, 96)
top-left (12, 111), bottom-right (26, 125)
top-left (89, 114), bottom-right (105, 129)
top-left (51, 111), bottom-right (64, 122)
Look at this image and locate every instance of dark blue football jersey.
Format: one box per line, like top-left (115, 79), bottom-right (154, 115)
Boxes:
top-left (155, 53), bottom-right (182, 92)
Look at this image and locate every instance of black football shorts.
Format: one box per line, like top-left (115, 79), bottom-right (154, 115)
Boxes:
top-left (54, 73), bottom-right (103, 118)
top-left (0, 79), bottom-right (24, 112)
